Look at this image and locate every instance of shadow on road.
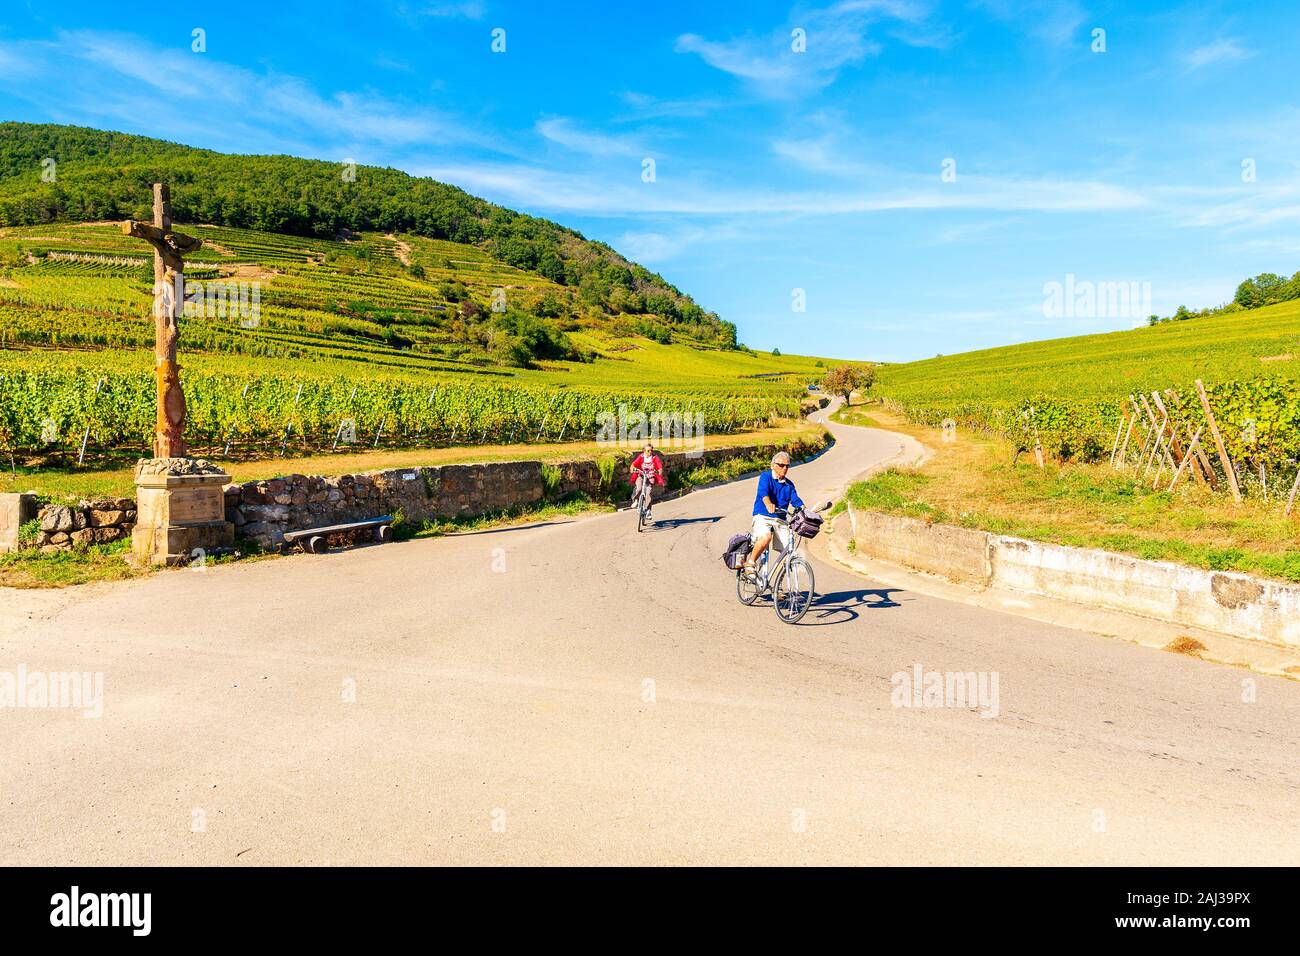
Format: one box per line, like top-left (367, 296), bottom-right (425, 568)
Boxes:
top-left (447, 520), bottom-right (577, 537)
top-left (646, 516), bottom-right (722, 530)
top-left (800, 586), bottom-right (904, 626)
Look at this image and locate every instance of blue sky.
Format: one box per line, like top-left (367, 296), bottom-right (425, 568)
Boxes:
top-left (2, 0), bottom-right (1299, 362)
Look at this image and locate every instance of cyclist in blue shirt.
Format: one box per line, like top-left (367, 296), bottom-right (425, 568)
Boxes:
top-left (744, 450), bottom-right (803, 572)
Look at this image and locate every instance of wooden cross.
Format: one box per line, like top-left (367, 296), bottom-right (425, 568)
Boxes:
top-left (122, 184), bottom-right (203, 458)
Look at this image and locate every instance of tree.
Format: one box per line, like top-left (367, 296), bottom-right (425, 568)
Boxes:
top-left (771, 347), bottom-right (781, 356)
top-left (822, 363), bottom-right (875, 405)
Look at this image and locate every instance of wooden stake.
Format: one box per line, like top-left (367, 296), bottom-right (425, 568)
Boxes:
top-left (1150, 390), bottom-right (1202, 484)
top-left (1284, 466), bottom-right (1300, 517)
top-left (1128, 397), bottom-right (1151, 469)
top-left (1168, 388), bottom-right (1218, 488)
top-left (1167, 427), bottom-right (1203, 491)
top-left (1196, 379), bottom-right (1242, 503)
top-left (1109, 414), bottom-right (1126, 466)
top-left (1141, 393), bottom-right (1177, 471)
top-left (1116, 410), bottom-right (1137, 468)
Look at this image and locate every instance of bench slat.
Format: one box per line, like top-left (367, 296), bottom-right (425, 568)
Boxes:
top-left (282, 515), bottom-right (394, 541)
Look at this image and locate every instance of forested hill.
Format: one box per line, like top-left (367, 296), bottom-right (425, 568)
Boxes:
top-left (0, 122), bottom-right (735, 348)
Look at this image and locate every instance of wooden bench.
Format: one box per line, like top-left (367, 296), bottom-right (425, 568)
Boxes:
top-left (282, 515), bottom-right (394, 554)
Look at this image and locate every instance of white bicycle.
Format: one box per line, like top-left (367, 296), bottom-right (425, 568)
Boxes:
top-left (735, 502), bottom-right (829, 624)
top-left (633, 466), bottom-right (657, 532)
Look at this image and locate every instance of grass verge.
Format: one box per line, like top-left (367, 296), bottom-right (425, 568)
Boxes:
top-left (829, 397), bottom-right (879, 428)
top-left (0, 538), bottom-right (147, 588)
top-left (844, 406), bottom-right (1300, 584)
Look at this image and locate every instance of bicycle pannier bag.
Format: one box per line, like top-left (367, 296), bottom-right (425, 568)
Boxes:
top-left (722, 533), bottom-right (751, 570)
top-left (789, 510), bottom-right (824, 539)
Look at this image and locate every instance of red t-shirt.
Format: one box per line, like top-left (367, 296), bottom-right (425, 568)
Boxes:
top-left (631, 453), bottom-right (666, 486)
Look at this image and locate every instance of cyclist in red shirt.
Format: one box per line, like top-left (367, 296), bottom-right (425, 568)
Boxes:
top-left (630, 443), bottom-right (666, 518)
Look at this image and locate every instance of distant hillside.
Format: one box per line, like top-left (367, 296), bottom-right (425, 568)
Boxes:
top-left (0, 122), bottom-right (736, 351)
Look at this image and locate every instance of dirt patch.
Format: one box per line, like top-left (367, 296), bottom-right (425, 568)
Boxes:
top-left (1211, 573), bottom-right (1263, 609)
top-left (1259, 353), bottom-right (1294, 362)
top-left (386, 233), bottom-right (413, 267)
top-left (220, 263), bottom-right (278, 281)
top-left (0, 278), bottom-right (19, 288)
top-left (1165, 635), bottom-right (1207, 656)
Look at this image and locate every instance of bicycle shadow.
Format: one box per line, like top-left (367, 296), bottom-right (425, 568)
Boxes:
top-left (646, 516), bottom-right (722, 530)
top-left (800, 586), bottom-right (904, 626)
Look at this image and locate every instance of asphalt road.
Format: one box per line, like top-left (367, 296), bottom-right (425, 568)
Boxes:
top-left (2, 404), bottom-right (1297, 865)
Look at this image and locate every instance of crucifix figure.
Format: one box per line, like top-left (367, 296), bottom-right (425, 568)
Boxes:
top-left (122, 183), bottom-right (203, 458)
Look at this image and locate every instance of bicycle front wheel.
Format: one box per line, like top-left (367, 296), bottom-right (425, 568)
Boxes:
top-left (736, 567), bottom-right (763, 605)
top-left (772, 556), bottom-right (815, 623)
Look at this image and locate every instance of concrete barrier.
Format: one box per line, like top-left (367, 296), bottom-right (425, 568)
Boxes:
top-left (852, 508), bottom-right (1300, 650)
top-left (851, 509), bottom-right (992, 587)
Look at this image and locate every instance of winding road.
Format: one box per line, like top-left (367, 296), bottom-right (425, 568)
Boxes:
top-left (2, 406), bottom-right (1298, 865)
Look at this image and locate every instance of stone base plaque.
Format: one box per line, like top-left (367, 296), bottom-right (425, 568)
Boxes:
top-left (132, 458), bottom-right (235, 566)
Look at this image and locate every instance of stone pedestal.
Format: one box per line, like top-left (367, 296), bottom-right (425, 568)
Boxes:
top-left (0, 492), bottom-right (39, 554)
top-left (132, 459), bottom-right (235, 566)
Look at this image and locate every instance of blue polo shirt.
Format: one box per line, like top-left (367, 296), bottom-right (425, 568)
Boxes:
top-left (753, 469), bottom-right (803, 516)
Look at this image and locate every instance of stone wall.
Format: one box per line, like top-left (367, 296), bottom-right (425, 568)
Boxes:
top-left (225, 462), bottom-right (547, 550)
top-left (34, 498), bottom-right (137, 553)
top-left (225, 437), bottom-right (827, 551)
top-left (8, 430), bottom-right (830, 556)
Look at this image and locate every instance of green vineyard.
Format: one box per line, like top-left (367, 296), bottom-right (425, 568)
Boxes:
top-left (0, 355), bottom-right (796, 459)
top-left (876, 297), bottom-right (1300, 484)
top-left (0, 220), bottom-right (821, 461)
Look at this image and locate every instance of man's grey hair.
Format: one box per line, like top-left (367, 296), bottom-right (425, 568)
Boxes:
top-left (771, 451), bottom-right (791, 466)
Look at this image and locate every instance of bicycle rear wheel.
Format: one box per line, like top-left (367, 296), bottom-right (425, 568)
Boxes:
top-left (772, 556), bottom-right (815, 623)
top-left (736, 566), bottom-right (763, 605)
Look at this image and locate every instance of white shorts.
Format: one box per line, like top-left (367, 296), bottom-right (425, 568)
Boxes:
top-left (751, 514), bottom-right (792, 553)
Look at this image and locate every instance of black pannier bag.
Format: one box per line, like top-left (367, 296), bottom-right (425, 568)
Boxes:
top-left (722, 533), bottom-right (751, 570)
top-left (789, 510), bottom-right (824, 539)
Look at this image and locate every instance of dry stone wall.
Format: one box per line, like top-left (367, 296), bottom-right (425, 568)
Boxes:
top-left (16, 432), bottom-right (829, 554)
top-left (35, 499), bottom-right (137, 552)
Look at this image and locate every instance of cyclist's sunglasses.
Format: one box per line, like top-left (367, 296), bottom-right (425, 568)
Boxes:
top-left (773, 461), bottom-right (789, 469)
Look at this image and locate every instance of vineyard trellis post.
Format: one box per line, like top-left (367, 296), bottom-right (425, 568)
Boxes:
top-left (535, 393), bottom-right (559, 443)
top-left (122, 183), bottom-right (203, 458)
top-left (1167, 388), bottom-right (1218, 489)
top-left (1151, 391), bottom-right (1203, 486)
top-left (332, 385), bottom-right (358, 450)
top-left (280, 382), bottom-right (303, 457)
top-left (1108, 414), bottom-right (1126, 466)
top-left (1284, 466), bottom-right (1300, 518)
top-left (76, 377), bottom-right (105, 466)
top-left (416, 388), bottom-right (437, 442)
top-left (1195, 379), bottom-right (1242, 503)
top-left (1166, 427), bottom-right (1203, 491)
top-left (223, 382), bottom-right (251, 457)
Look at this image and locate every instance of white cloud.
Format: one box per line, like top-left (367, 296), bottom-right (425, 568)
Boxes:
top-left (675, 0), bottom-right (929, 97)
top-left (536, 118), bottom-right (646, 158)
top-left (416, 160), bottom-right (1150, 217)
top-left (973, 0), bottom-right (1087, 49)
top-left (617, 91), bottom-right (726, 120)
top-left (0, 30), bottom-right (486, 157)
top-left (1181, 38), bottom-right (1253, 72)
top-left (418, 1), bottom-right (486, 18)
